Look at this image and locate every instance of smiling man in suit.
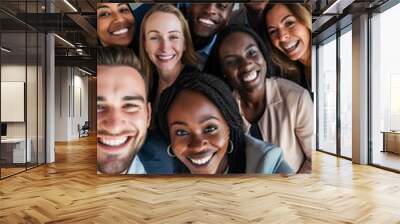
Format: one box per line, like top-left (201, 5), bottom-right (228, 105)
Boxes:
top-left (97, 47), bottom-right (173, 174)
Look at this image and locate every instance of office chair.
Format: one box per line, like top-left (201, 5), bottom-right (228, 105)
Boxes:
top-left (79, 121), bottom-right (90, 138)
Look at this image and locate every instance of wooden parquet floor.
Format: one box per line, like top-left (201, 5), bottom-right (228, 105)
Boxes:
top-left (0, 135), bottom-right (400, 224)
top-left (0, 167), bottom-right (26, 178)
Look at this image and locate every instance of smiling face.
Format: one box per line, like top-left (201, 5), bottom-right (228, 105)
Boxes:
top-left (218, 32), bottom-right (267, 94)
top-left (265, 4), bottom-right (310, 62)
top-left (144, 12), bottom-right (185, 76)
top-left (97, 66), bottom-right (151, 174)
top-left (167, 90), bottom-right (230, 174)
top-left (188, 3), bottom-right (233, 38)
top-left (97, 3), bottom-right (135, 47)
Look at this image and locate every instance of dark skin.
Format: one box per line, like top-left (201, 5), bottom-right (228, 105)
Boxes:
top-left (168, 90), bottom-right (230, 174)
top-left (188, 3), bottom-right (234, 51)
top-left (218, 32), bottom-right (267, 123)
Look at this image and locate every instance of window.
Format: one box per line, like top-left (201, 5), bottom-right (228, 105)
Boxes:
top-left (370, 2), bottom-right (400, 171)
top-left (317, 36), bottom-right (337, 154)
top-left (339, 27), bottom-right (352, 158)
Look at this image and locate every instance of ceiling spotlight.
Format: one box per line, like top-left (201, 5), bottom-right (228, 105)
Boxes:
top-left (76, 48), bottom-right (85, 55)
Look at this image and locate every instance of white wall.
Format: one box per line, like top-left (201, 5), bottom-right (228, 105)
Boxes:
top-left (1, 65), bottom-right (38, 137)
top-left (1, 64), bottom-right (46, 164)
top-left (72, 73), bottom-right (89, 138)
top-left (54, 67), bottom-right (89, 141)
top-left (55, 66), bottom-right (69, 141)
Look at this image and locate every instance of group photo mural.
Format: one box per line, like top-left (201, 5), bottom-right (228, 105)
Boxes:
top-left (96, 2), bottom-right (313, 175)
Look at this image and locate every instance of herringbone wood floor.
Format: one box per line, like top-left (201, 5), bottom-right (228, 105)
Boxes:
top-left (0, 135), bottom-right (399, 223)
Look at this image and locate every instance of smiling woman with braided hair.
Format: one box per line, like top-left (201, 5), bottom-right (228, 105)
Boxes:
top-left (157, 71), bottom-right (292, 174)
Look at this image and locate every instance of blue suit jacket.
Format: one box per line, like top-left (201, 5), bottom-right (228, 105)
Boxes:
top-left (138, 129), bottom-right (174, 174)
top-left (244, 134), bottom-right (293, 174)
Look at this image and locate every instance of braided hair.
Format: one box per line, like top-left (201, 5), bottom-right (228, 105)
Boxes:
top-left (204, 24), bottom-right (277, 90)
top-left (157, 72), bottom-right (246, 173)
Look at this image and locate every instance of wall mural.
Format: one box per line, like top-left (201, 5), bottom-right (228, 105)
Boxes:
top-left (96, 2), bottom-right (313, 175)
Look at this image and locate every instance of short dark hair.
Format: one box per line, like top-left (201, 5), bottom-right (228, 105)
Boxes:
top-left (205, 24), bottom-right (277, 89)
top-left (97, 47), bottom-right (147, 91)
top-left (157, 72), bottom-right (246, 173)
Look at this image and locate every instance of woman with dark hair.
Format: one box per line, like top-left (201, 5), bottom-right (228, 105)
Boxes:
top-left (263, 3), bottom-right (312, 93)
top-left (97, 3), bottom-right (135, 48)
top-left (206, 25), bottom-right (312, 173)
top-left (157, 72), bottom-right (292, 174)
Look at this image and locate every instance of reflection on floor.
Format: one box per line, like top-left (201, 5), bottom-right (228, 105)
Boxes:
top-left (0, 167), bottom-right (25, 177)
top-left (341, 147), bottom-right (352, 158)
top-left (373, 150), bottom-right (400, 171)
top-left (0, 163), bottom-right (40, 178)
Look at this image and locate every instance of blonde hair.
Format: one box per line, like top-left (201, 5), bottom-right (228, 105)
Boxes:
top-left (139, 4), bottom-right (197, 94)
top-left (263, 3), bottom-right (311, 82)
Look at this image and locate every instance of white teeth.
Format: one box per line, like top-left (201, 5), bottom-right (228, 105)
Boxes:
top-left (112, 28), bottom-right (128, 35)
top-left (199, 18), bottom-right (215, 26)
top-left (157, 55), bottom-right (174, 61)
top-left (99, 136), bottom-right (128, 147)
top-left (243, 71), bottom-right (258, 82)
top-left (284, 41), bottom-right (298, 51)
top-left (189, 154), bottom-right (213, 165)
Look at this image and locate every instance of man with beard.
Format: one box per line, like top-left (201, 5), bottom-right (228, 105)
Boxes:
top-left (97, 47), bottom-right (173, 174)
top-left (186, 3), bottom-right (234, 70)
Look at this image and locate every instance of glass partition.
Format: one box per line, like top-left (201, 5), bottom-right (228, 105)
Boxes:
top-left (0, 0), bottom-right (46, 179)
top-left (27, 31), bottom-right (38, 169)
top-left (1, 31), bottom-right (28, 177)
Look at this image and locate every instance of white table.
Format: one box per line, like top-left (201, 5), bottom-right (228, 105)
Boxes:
top-left (1, 138), bottom-right (31, 163)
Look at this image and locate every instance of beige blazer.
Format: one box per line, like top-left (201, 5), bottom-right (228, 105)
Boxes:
top-left (236, 77), bottom-right (313, 173)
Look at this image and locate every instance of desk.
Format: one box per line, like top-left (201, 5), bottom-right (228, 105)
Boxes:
top-left (1, 138), bottom-right (31, 163)
top-left (381, 131), bottom-right (400, 154)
